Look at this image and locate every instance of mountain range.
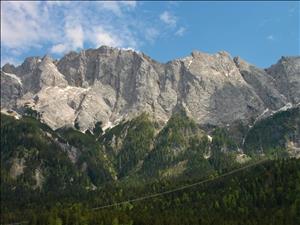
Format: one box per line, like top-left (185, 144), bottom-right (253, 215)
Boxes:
top-left (2, 46), bottom-right (299, 132)
top-left (1, 46), bottom-right (300, 225)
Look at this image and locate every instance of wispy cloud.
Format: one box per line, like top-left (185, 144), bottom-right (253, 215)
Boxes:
top-left (145, 28), bottom-right (160, 43)
top-left (160, 11), bottom-right (177, 27)
top-left (51, 24), bottom-right (84, 54)
top-left (51, 44), bottom-right (67, 54)
top-left (1, 1), bottom-right (186, 65)
top-left (175, 27), bottom-right (186, 36)
top-left (97, 1), bottom-right (136, 17)
top-left (1, 1), bottom-right (56, 50)
top-left (1, 56), bottom-right (21, 67)
top-left (1, 1), bottom-right (140, 57)
top-left (88, 26), bottom-right (124, 48)
top-left (159, 10), bottom-right (186, 37)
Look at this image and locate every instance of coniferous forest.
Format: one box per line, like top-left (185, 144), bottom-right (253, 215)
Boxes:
top-left (1, 107), bottom-right (300, 225)
top-left (1, 159), bottom-right (300, 225)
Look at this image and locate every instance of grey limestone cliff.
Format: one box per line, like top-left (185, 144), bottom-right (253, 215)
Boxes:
top-left (1, 46), bottom-right (299, 131)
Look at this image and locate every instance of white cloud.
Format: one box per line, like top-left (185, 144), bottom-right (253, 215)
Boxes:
top-left (97, 1), bottom-right (136, 17)
top-left (1, 56), bottom-right (21, 67)
top-left (160, 11), bottom-right (177, 27)
top-left (66, 24), bottom-right (84, 49)
top-left (121, 47), bottom-right (139, 52)
top-left (46, 1), bottom-right (70, 7)
top-left (1, 1), bottom-right (54, 49)
top-left (1, 1), bottom-right (139, 54)
top-left (145, 28), bottom-right (159, 43)
top-left (2, 1), bottom-right (178, 65)
top-left (51, 44), bottom-right (68, 54)
top-left (90, 26), bottom-right (123, 47)
top-left (86, 25), bottom-right (138, 50)
top-left (175, 27), bottom-right (186, 36)
top-left (51, 23), bottom-right (84, 54)
top-left (98, 1), bottom-right (122, 16)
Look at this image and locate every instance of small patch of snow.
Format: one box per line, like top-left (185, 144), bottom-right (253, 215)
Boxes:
top-left (102, 121), bottom-right (113, 131)
top-left (14, 114), bottom-right (21, 120)
top-left (236, 153), bottom-right (251, 163)
top-left (203, 151), bottom-right (211, 159)
top-left (120, 47), bottom-right (139, 53)
top-left (207, 135), bottom-right (213, 142)
top-left (254, 108), bottom-right (269, 124)
top-left (186, 59), bottom-right (193, 69)
top-left (3, 72), bottom-right (22, 85)
top-left (1, 109), bottom-right (22, 120)
top-left (278, 102), bottom-right (293, 112)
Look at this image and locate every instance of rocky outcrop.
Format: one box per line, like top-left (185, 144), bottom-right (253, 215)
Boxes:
top-left (1, 71), bottom-right (23, 108)
top-left (266, 56), bottom-right (300, 104)
top-left (234, 57), bottom-right (287, 110)
top-left (1, 46), bottom-right (299, 131)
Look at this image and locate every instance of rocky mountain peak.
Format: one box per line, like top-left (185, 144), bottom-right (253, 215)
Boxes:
top-left (19, 57), bottom-right (42, 74)
top-left (41, 54), bottom-right (54, 63)
top-left (265, 56), bottom-right (300, 104)
top-left (233, 56), bottom-right (248, 69)
top-left (2, 63), bottom-right (16, 74)
top-left (1, 47), bottom-right (299, 131)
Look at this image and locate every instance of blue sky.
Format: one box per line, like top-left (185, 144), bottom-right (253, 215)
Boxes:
top-left (1, 1), bottom-right (299, 68)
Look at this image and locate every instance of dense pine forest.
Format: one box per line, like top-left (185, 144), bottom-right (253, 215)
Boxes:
top-left (1, 158), bottom-right (300, 225)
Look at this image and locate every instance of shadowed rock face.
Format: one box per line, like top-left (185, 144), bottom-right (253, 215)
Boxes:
top-left (265, 56), bottom-right (300, 104)
top-left (1, 71), bottom-right (23, 108)
top-left (233, 57), bottom-right (287, 110)
top-left (1, 46), bottom-right (299, 130)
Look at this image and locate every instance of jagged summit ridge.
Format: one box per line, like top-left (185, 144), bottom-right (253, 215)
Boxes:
top-left (1, 46), bottom-right (299, 131)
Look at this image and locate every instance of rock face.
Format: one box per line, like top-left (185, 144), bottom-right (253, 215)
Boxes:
top-left (1, 71), bottom-right (23, 108)
top-left (234, 57), bottom-right (287, 110)
top-left (266, 56), bottom-right (300, 104)
top-left (1, 46), bottom-right (299, 130)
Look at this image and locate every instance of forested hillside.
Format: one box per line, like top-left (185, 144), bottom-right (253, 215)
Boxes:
top-left (1, 107), bottom-right (300, 225)
top-left (1, 159), bottom-right (299, 225)
top-left (243, 107), bottom-right (300, 156)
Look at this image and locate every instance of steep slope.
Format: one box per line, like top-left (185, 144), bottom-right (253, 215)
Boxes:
top-left (0, 113), bottom-right (116, 197)
top-left (100, 113), bottom-right (157, 178)
top-left (0, 71), bottom-right (23, 108)
top-left (1, 105), bottom-right (300, 225)
top-left (243, 106), bottom-right (300, 157)
top-left (0, 110), bottom-right (245, 196)
top-left (2, 105), bottom-right (298, 192)
top-left (140, 110), bottom-right (213, 178)
top-left (2, 46), bottom-right (298, 131)
top-left (266, 56), bottom-right (300, 104)
top-left (234, 56), bottom-right (287, 109)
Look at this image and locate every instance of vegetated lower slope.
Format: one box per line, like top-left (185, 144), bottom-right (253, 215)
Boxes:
top-left (101, 110), bottom-right (243, 183)
top-left (2, 158), bottom-right (300, 225)
top-left (0, 111), bottom-right (238, 216)
top-left (1, 106), bottom-right (300, 224)
top-left (1, 107), bottom-right (299, 193)
top-left (99, 113), bottom-right (157, 178)
top-left (0, 113), bottom-right (116, 211)
top-left (243, 107), bottom-right (300, 156)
